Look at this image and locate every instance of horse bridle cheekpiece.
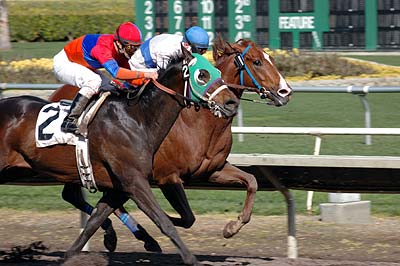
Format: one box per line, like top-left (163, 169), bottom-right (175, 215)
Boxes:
top-left (183, 53), bottom-right (228, 115)
top-left (234, 45), bottom-right (269, 99)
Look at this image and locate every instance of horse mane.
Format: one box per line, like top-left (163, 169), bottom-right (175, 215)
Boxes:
top-left (212, 35), bottom-right (260, 66)
top-left (122, 53), bottom-right (184, 107)
top-left (157, 52), bottom-right (184, 80)
top-left (235, 38), bottom-right (255, 47)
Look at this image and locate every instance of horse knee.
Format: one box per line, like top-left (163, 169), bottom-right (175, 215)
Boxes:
top-left (246, 174), bottom-right (258, 193)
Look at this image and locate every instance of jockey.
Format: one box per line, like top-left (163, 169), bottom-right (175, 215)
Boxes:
top-left (53, 21), bottom-right (158, 134)
top-left (129, 26), bottom-right (209, 71)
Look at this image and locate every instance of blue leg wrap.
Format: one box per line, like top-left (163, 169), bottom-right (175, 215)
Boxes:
top-left (83, 204), bottom-right (111, 230)
top-left (83, 204), bottom-right (94, 215)
top-left (119, 213), bottom-right (139, 233)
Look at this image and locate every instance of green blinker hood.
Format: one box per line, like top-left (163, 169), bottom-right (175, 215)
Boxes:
top-left (188, 53), bottom-right (222, 102)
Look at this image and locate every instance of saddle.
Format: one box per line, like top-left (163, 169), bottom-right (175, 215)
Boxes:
top-left (35, 92), bottom-right (111, 193)
top-left (35, 81), bottom-right (147, 192)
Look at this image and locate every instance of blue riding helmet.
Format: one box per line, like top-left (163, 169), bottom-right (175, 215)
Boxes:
top-left (184, 26), bottom-right (209, 53)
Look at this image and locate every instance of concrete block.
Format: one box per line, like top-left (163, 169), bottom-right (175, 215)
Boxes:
top-left (328, 193), bottom-right (360, 203)
top-left (319, 200), bottom-right (370, 224)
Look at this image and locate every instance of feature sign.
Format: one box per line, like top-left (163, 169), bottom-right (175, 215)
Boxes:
top-left (135, 0), bottom-right (155, 40)
top-left (228, 0), bottom-right (255, 42)
top-left (269, 0), bottom-right (329, 49)
top-left (279, 16), bottom-right (315, 30)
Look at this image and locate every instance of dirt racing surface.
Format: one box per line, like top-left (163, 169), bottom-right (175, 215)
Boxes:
top-left (0, 209), bottom-right (399, 266)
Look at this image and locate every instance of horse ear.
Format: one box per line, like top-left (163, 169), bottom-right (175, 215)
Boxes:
top-left (212, 34), bottom-right (234, 61)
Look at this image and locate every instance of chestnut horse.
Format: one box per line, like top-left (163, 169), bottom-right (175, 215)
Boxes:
top-left (0, 49), bottom-right (239, 265)
top-left (49, 35), bottom-right (293, 251)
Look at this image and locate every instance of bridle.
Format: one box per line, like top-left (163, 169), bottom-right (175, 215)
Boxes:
top-left (233, 44), bottom-right (270, 100)
top-left (135, 57), bottom-right (229, 116)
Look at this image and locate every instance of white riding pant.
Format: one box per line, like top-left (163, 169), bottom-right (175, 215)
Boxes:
top-left (53, 49), bottom-right (102, 98)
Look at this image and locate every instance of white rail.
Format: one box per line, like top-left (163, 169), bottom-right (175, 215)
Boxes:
top-left (231, 126), bottom-right (400, 213)
top-left (230, 126), bottom-right (400, 259)
top-left (232, 127), bottom-right (400, 135)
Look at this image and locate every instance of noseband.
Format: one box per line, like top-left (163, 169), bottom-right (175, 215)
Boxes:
top-left (180, 59), bottom-right (228, 116)
top-left (234, 45), bottom-right (270, 99)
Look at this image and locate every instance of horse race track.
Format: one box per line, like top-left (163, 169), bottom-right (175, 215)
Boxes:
top-left (0, 210), bottom-right (400, 266)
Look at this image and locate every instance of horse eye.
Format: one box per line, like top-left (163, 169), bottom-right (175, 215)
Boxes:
top-left (254, 60), bottom-right (262, 66)
top-left (194, 69), bottom-right (210, 86)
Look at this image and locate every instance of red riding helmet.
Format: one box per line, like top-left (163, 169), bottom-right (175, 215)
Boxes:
top-left (114, 22), bottom-right (143, 46)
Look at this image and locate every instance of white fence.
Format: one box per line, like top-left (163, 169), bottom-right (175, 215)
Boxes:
top-left (2, 85), bottom-right (398, 258)
top-left (2, 84), bottom-right (399, 146)
top-left (232, 126), bottom-right (400, 211)
top-left (229, 126), bottom-right (400, 259)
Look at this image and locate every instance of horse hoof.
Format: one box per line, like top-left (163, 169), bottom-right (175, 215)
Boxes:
top-left (104, 226), bottom-right (117, 252)
top-left (144, 240), bottom-right (162, 253)
top-left (222, 220), bottom-right (240, 238)
top-left (64, 250), bottom-right (76, 260)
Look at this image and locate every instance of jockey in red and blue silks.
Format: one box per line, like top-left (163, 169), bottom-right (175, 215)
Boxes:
top-left (53, 21), bottom-right (158, 134)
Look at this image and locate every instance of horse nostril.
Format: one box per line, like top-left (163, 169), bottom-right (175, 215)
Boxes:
top-left (225, 99), bottom-right (239, 108)
top-left (278, 88), bottom-right (291, 98)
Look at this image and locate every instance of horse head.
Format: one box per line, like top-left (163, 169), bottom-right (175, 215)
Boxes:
top-left (212, 34), bottom-right (292, 107)
top-left (155, 45), bottom-right (239, 118)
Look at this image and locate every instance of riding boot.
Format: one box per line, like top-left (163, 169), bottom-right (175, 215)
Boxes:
top-left (61, 93), bottom-right (90, 133)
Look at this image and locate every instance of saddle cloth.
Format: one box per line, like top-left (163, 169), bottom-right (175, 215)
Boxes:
top-left (35, 101), bottom-right (77, 147)
top-left (34, 96), bottom-right (111, 193)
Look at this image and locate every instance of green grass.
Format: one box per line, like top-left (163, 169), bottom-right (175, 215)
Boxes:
top-left (1, 185), bottom-right (399, 216)
top-left (232, 93), bottom-right (400, 156)
top-left (0, 92), bottom-right (399, 216)
top-left (0, 42), bottom-right (67, 61)
top-left (2, 42), bottom-right (400, 67)
top-left (345, 55), bottom-right (400, 66)
top-left (8, 0), bottom-right (134, 16)
top-left (0, 43), bottom-right (399, 216)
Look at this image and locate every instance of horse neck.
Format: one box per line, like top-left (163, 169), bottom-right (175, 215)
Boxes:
top-left (178, 103), bottom-right (234, 147)
top-left (164, 58), bottom-right (242, 147)
top-left (137, 85), bottom-right (185, 151)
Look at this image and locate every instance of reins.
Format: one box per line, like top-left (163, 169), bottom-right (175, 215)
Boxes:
top-left (150, 78), bottom-right (203, 108)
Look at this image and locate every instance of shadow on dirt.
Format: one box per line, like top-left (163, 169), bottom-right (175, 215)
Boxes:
top-left (0, 243), bottom-right (274, 266)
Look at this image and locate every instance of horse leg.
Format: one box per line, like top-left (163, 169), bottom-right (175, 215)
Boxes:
top-left (128, 178), bottom-right (199, 266)
top-left (62, 183), bottom-right (117, 252)
top-left (114, 206), bottom-right (162, 252)
top-left (159, 182), bottom-right (196, 228)
top-left (65, 190), bottom-right (128, 259)
top-left (209, 162), bottom-right (258, 238)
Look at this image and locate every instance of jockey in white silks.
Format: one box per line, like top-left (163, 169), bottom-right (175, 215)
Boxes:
top-left (129, 26), bottom-right (210, 71)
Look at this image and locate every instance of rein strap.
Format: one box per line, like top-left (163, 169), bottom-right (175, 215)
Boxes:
top-left (150, 79), bottom-right (197, 106)
top-left (151, 79), bottom-right (178, 96)
top-left (238, 45), bottom-right (264, 91)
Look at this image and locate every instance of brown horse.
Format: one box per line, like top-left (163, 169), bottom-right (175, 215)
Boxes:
top-left (0, 48), bottom-right (239, 265)
top-left (49, 35), bottom-right (293, 251)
